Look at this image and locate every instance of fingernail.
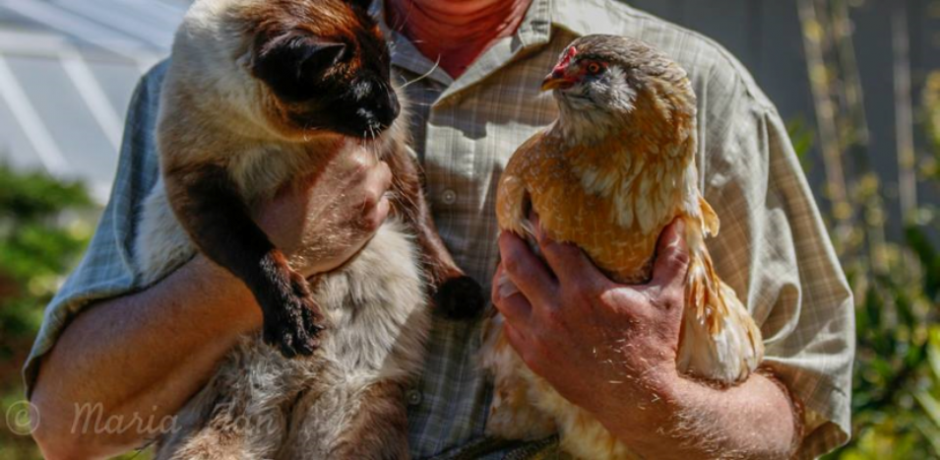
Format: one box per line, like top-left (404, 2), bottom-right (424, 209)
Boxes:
top-left (498, 272), bottom-right (520, 299)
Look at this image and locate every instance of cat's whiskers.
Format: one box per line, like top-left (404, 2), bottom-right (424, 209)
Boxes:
top-left (400, 56), bottom-right (441, 90)
top-left (369, 126), bottom-right (382, 162)
top-left (371, 139), bottom-right (380, 163)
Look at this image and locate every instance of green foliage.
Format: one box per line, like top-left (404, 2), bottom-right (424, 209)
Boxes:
top-left (836, 247), bottom-right (940, 459)
top-left (0, 165), bottom-right (91, 222)
top-left (0, 164), bottom-right (92, 343)
top-left (907, 225), bottom-right (940, 302)
top-left (820, 71), bottom-right (940, 459)
top-left (924, 73), bottom-right (940, 182)
top-left (0, 164), bottom-right (93, 459)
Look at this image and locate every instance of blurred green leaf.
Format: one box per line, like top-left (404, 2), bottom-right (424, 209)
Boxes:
top-left (915, 391), bottom-right (940, 432)
top-left (787, 117), bottom-right (816, 170)
top-left (929, 332), bottom-right (940, 381)
top-left (905, 225), bottom-right (940, 300)
top-left (0, 164), bottom-right (94, 459)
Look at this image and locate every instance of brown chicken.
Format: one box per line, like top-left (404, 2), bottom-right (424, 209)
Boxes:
top-left (481, 35), bottom-right (764, 459)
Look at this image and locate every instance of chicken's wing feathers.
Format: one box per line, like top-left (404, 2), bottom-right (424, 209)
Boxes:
top-left (496, 130), bottom-right (547, 237)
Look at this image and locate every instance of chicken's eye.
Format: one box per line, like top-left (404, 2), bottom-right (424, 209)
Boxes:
top-left (586, 62), bottom-right (603, 75)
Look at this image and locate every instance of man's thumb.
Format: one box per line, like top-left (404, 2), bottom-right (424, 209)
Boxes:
top-left (650, 218), bottom-right (690, 290)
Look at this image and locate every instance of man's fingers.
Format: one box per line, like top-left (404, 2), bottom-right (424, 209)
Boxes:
top-left (535, 223), bottom-right (609, 295)
top-left (360, 195), bottom-right (390, 232)
top-left (492, 265), bottom-right (521, 300)
top-left (363, 161), bottom-right (392, 203)
top-left (375, 160), bottom-right (392, 190)
top-left (650, 218), bottom-right (690, 292)
top-left (356, 161), bottom-right (392, 231)
top-left (498, 231), bottom-right (558, 307)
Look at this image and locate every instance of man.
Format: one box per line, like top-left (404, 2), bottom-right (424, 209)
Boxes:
top-left (26, 0), bottom-right (854, 458)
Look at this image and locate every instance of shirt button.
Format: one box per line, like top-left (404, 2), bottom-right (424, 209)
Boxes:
top-left (441, 189), bottom-right (458, 205)
top-left (406, 389), bottom-right (423, 406)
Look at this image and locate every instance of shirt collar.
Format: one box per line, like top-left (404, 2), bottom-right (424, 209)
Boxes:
top-left (372, 0), bottom-right (552, 96)
top-left (549, 0), bottom-right (621, 38)
top-left (371, 0), bottom-right (453, 86)
top-left (370, 0), bottom-right (607, 101)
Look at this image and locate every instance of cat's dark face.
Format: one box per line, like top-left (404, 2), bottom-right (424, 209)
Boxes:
top-left (247, 0), bottom-right (399, 140)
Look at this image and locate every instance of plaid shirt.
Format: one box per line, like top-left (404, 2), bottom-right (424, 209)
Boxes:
top-left (25, 0), bottom-right (854, 458)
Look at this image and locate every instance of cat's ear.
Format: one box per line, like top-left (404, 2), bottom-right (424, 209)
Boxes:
top-left (250, 30), bottom-right (346, 102)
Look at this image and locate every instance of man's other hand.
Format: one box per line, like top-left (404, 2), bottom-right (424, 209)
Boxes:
top-left (257, 143), bottom-right (392, 277)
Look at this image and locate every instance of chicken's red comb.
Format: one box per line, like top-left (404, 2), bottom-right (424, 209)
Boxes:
top-left (553, 46), bottom-right (578, 75)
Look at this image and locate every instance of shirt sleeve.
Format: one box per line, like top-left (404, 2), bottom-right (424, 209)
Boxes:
top-left (696, 63), bottom-right (855, 458)
top-left (22, 61), bottom-right (169, 398)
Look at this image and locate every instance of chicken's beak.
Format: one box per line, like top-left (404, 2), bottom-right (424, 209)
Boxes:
top-left (541, 71), bottom-right (574, 92)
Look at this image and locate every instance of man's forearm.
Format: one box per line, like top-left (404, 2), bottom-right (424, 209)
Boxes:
top-left (31, 256), bottom-right (262, 460)
top-left (601, 370), bottom-right (801, 460)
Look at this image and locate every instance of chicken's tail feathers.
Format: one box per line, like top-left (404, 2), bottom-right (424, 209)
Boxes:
top-left (678, 221), bottom-right (763, 384)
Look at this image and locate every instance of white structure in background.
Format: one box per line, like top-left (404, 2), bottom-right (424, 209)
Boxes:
top-left (0, 0), bottom-right (189, 203)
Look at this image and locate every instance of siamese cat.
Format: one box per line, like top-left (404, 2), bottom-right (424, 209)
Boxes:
top-left (133, 0), bottom-right (482, 457)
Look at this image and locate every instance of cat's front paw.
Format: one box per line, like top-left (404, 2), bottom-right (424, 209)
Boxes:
top-left (261, 273), bottom-right (326, 358)
top-left (435, 275), bottom-right (485, 319)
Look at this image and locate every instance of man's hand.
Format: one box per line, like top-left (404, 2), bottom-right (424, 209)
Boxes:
top-left (493, 217), bottom-right (802, 459)
top-left (257, 144), bottom-right (392, 277)
top-left (494, 216), bottom-right (688, 419)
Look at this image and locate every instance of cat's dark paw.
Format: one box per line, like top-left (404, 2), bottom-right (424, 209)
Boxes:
top-left (261, 274), bottom-right (326, 358)
top-left (434, 275), bottom-right (485, 320)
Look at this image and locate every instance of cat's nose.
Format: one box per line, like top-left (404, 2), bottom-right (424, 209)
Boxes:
top-left (383, 93), bottom-right (400, 123)
top-left (367, 92), bottom-right (399, 129)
